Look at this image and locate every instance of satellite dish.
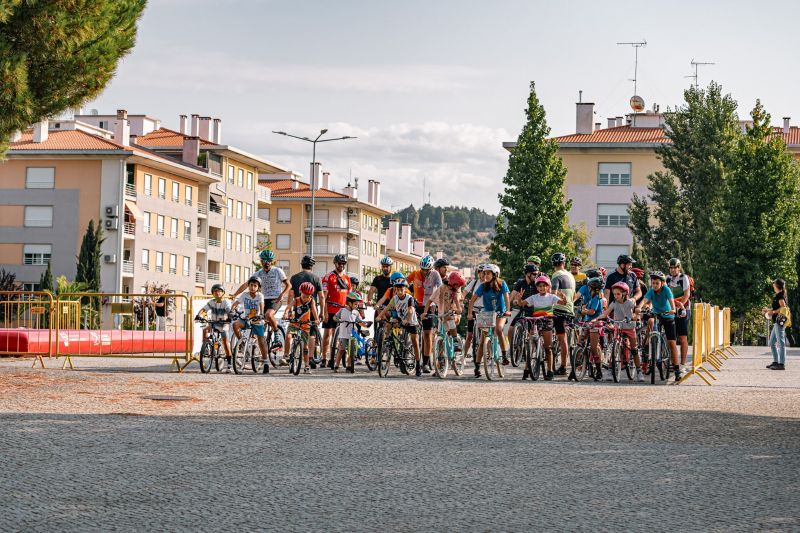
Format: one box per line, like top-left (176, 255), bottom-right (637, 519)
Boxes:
top-left (630, 95), bottom-right (645, 112)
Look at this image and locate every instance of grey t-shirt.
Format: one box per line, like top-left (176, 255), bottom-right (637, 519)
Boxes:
top-left (607, 299), bottom-right (636, 328)
top-left (551, 269), bottom-right (575, 314)
top-left (423, 271), bottom-right (443, 305)
top-left (255, 267), bottom-right (287, 300)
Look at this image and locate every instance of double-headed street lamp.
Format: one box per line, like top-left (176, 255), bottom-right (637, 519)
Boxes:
top-left (272, 129), bottom-right (356, 256)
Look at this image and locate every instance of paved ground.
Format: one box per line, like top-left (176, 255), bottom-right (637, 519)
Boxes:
top-left (1, 346), bottom-right (798, 532)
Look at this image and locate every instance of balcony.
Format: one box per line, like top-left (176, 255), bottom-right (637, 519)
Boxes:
top-left (209, 203), bottom-right (223, 214)
top-left (257, 185), bottom-right (271, 204)
top-left (122, 260), bottom-right (134, 274)
top-left (197, 237), bottom-right (207, 249)
top-left (125, 184), bottom-right (136, 198)
top-left (197, 202), bottom-right (208, 217)
top-left (208, 272), bottom-right (220, 281)
top-left (310, 245), bottom-right (360, 257)
top-left (123, 222), bottom-right (135, 236)
top-left (195, 272), bottom-right (205, 284)
top-left (208, 238), bottom-right (221, 248)
top-left (305, 219), bottom-right (360, 233)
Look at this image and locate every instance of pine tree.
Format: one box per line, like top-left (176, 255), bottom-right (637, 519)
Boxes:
top-left (76, 220), bottom-right (104, 292)
top-left (0, 0), bottom-right (147, 156)
top-left (39, 261), bottom-right (53, 294)
top-left (490, 82), bottom-right (571, 274)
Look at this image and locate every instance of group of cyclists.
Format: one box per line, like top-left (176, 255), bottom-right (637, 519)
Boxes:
top-left (195, 246), bottom-right (693, 383)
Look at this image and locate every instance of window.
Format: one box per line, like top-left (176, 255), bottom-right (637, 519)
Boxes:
top-left (245, 203), bottom-right (252, 222)
top-left (247, 172), bottom-right (253, 190)
top-left (598, 163), bottom-right (631, 186)
top-left (23, 244), bottom-right (51, 265)
top-left (227, 198), bottom-right (233, 217)
top-left (597, 204), bottom-right (630, 227)
top-left (156, 215), bottom-right (165, 236)
top-left (158, 177), bottom-right (166, 199)
top-left (237, 168), bottom-right (244, 187)
top-left (228, 165), bottom-right (235, 184)
top-left (244, 267), bottom-right (250, 279)
top-left (22, 282), bottom-right (39, 292)
top-left (235, 266), bottom-right (241, 284)
top-left (172, 182), bottom-right (180, 202)
top-left (184, 221), bottom-right (191, 241)
top-left (143, 211), bottom-right (151, 233)
top-left (144, 174), bottom-right (152, 196)
top-left (259, 208), bottom-right (270, 220)
top-left (183, 257), bottom-right (190, 277)
top-left (236, 201), bottom-right (243, 220)
top-left (24, 206), bottom-right (53, 227)
top-left (169, 254), bottom-right (177, 274)
top-left (277, 260), bottom-right (290, 271)
top-left (226, 231), bottom-right (232, 250)
top-left (596, 245), bottom-right (630, 268)
top-left (170, 218), bottom-right (178, 238)
top-left (26, 168), bottom-right (54, 188)
top-left (276, 234), bottom-right (290, 249)
top-left (141, 249), bottom-right (149, 270)
top-left (155, 251), bottom-right (164, 272)
top-left (277, 208), bottom-right (291, 223)
top-left (245, 235), bottom-right (252, 254)
top-left (235, 233), bottom-right (242, 252)
top-left (185, 186), bottom-right (193, 206)
top-left (225, 264), bottom-right (232, 282)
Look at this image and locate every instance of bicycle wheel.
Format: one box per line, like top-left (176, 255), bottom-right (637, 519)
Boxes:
top-left (346, 340), bottom-right (356, 373)
top-left (232, 338), bottom-right (247, 374)
top-left (532, 338), bottom-right (544, 381)
top-left (660, 336), bottom-right (671, 381)
top-left (199, 338), bottom-right (214, 374)
top-left (329, 328), bottom-right (340, 363)
top-left (378, 341), bottom-right (393, 377)
top-left (365, 338), bottom-right (378, 371)
top-left (289, 339), bottom-right (303, 376)
top-left (610, 341), bottom-right (621, 383)
top-left (649, 335), bottom-right (659, 384)
top-left (431, 336), bottom-right (447, 379)
top-left (250, 343), bottom-right (264, 374)
top-left (624, 342), bottom-right (635, 381)
top-left (451, 335), bottom-right (465, 376)
top-left (267, 328), bottom-right (283, 368)
top-left (572, 346), bottom-right (588, 382)
top-left (510, 321), bottom-right (526, 367)
top-left (483, 335), bottom-right (502, 380)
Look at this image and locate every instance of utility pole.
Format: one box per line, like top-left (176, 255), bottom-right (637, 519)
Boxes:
top-left (616, 40), bottom-right (647, 96)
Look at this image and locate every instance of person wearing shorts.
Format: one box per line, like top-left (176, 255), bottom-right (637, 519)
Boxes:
top-left (520, 275), bottom-right (567, 380)
top-left (636, 271), bottom-right (681, 382)
top-left (231, 277), bottom-right (270, 374)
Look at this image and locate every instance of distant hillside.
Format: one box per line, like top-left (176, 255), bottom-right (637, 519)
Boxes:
top-left (385, 204), bottom-right (495, 268)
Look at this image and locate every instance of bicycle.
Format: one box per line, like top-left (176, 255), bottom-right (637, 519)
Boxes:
top-left (476, 311), bottom-right (504, 381)
top-left (569, 321), bottom-right (597, 382)
top-left (642, 309), bottom-right (672, 384)
top-left (510, 309), bottom-right (528, 367)
top-left (552, 312), bottom-right (576, 375)
top-left (286, 320), bottom-right (317, 375)
top-left (431, 311), bottom-right (465, 378)
top-left (232, 314), bottom-right (267, 375)
top-left (264, 319), bottom-right (286, 369)
top-left (520, 316), bottom-right (551, 381)
top-left (378, 318), bottom-right (416, 377)
top-left (606, 319), bottom-right (639, 383)
top-left (335, 319), bottom-right (376, 373)
top-left (195, 317), bottom-right (231, 373)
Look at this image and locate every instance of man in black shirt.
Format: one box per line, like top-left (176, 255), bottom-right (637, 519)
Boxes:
top-left (508, 264), bottom-right (540, 365)
top-left (368, 256), bottom-right (395, 335)
top-left (603, 254), bottom-right (642, 302)
top-left (288, 256), bottom-right (325, 308)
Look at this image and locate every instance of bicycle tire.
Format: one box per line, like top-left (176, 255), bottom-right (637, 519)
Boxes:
top-left (199, 339), bottom-right (214, 374)
top-left (610, 341), bottom-right (621, 383)
top-left (433, 336), bottom-right (448, 379)
top-left (346, 339), bottom-right (356, 373)
top-left (232, 338), bottom-right (247, 374)
top-left (522, 336), bottom-right (533, 380)
top-left (267, 327), bottom-right (283, 369)
top-left (532, 337), bottom-right (544, 381)
top-left (511, 321), bottom-right (526, 367)
top-left (378, 340), bottom-right (392, 377)
top-left (365, 338), bottom-right (378, 371)
top-left (452, 335), bottom-right (465, 376)
top-left (289, 339), bottom-right (303, 376)
top-left (623, 341), bottom-right (635, 381)
top-left (571, 345), bottom-right (587, 381)
top-left (214, 342), bottom-right (224, 372)
top-left (250, 343), bottom-right (263, 374)
top-left (660, 336), bottom-right (671, 380)
top-left (649, 335), bottom-right (659, 384)
top-left (329, 328), bottom-right (340, 363)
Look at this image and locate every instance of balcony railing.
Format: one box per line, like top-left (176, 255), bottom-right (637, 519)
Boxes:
top-left (155, 265), bottom-right (163, 273)
top-left (305, 219), bottom-right (360, 231)
top-left (122, 260), bottom-right (134, 273)
top-left (157, 228), bottom-right (165, 236)
top-left (144, 187), bottom-right (152, 196)
top-left (125, 184), bottom-right (136, 197)
top-left (348, 245), bottom-right (359, 257)
top-left (184, 232), bottom-right (191, 242)
top-left (198, 202), bottom-right (208, 215)
top-left (209, 203), bottom-right (223, 214)
top-left (172, 194), bottom-right (180, 203)
top-left (208, 272), bottom-right (220, 281)
top-left (195, 272), bottom-right (205, 283)
top-left (143, 225), bottom-right (151, 234)
top-left (169, 267), bottom-right (177, 274)
top-left (208, 238), bottom-right (221, 248)
top-left (158, 191), bottom-right (166, 199)
top-left (170, 231), bottom-right (178, 239)
top-left (197, 237), bottom-right (207, 248)
top-left (257, 185), bottom-right (271, 203)
top-left (185, 198), bottom-right (193, 207)
top-left (310, 245), bottom-right (360, 257)
top-left (142, 263), bottom-right (149, 271)
top-left (123, 222), bottom-right (135, 236)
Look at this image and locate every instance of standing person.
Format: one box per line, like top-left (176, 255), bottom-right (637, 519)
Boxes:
top-left (463, 264), bottom-right (486, 360)
top-left (604, 254), bottom-right (642, 303)
top-left (550, 253), bottom-right (576, 375)
top-left (519, 275), bottom-right (567, 380)
top-left (153, 290), bottom-right (168, 331)
top-left (570, 257), bottom-right (587, 287)
top-left (593, 281), bottom-right (644, 382)
top-left (407, 255), bottom-right (442, 373)
top-left (763, 278), bottom-right (788, 370)
top-left (368, 257), bottom-right (394, 314)
top-left (666, 257), bottom-right (692, 373)
top-left (631, 268), bottom-right (648, 306)
top-left (434, 258), bottom-right (450, 286)
top-left (509, 264), bottom-right (540, 363)
top-left (321, 254), bottom-right (351, 368)
top-left (467, 264), bottom-right (511, 378)
top-left (286, 255), bottom-right (324, 367)
top-left (332, 292), bottom-right (366, 373)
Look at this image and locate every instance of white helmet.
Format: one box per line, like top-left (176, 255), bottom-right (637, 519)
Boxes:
top-left (487, 263), bottom-right (500, 276)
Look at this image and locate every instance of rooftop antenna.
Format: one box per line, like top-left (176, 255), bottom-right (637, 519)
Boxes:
top-left (685, 59), bottom-right (715, 89)
top-left (616, 39), bottom-right (647, 97)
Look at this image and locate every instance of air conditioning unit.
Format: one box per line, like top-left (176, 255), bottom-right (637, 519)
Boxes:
top-left (103, 254), bottom-right (117, 264)
top-left (304, 234), bottom-right (310, 244)
top-left (105, 205), bottom-right (119, 217)
top-left (305, 205), bottom-right (311, 213)
top-left (104, 218), bottom-right (119, 230)
top-left (347, 208), bottom-right (355, 216)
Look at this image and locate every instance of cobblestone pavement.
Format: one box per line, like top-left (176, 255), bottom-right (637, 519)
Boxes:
top-left (1, 346), bottom-right (798, 532)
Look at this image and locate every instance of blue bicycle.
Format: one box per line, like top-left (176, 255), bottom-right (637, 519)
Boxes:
top-left (334, 319), bottom-right (377, 373)
top-left (431, 311), bottom-right (464, 378)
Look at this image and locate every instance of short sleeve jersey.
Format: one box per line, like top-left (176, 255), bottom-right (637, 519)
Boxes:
top-left (334, 307), bottom-right (360, 338)
top-left (200, 298), bottom-right (232, 323)
top-left (513, 278), bottom-right (537, 300)
top-left (582, 293), bottom-right (604, 322)
top-left (289, 297), bottom-right (315, 332)
top-left (387, 293), bottom-right (418, 325)
top-left (406, 270), bottom-right (427, 306)
top-left (644, 286), bottom-right (675, 318)
top-left (666, 273), bottom-right (690, 302)
top-left (423, 271), bottom-right (443, 305)
top-left (370, 274), bottom-right (393, 302)
top-left (256, 267), bottom-right (287, 300)
top-left (607, 299), bottom-right (637, 328)
top-left (290, 271), bottom-right (323, 303)
top-left (322, 271), bottom-right (351, 314)
top-left (523, 293), bottom-right (561, 316)
top-left (551, 269), bottom-right (576, 314)
top-left (236, 291), bottom-right (264, 318)
top-left (573, 272), bottom-right (588, 286)
top-left (605, 269), bottom-right (638, 297)
top-left (475, 281), bottom-right (510, 313)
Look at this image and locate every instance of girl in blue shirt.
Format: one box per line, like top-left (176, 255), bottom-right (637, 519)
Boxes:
top-left (467, 264), bottom-right (511, 375)
top-left (579, 277), bottom-right (605, 379)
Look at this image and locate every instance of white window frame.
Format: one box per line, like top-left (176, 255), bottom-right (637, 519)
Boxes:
top-left (169, 254), bottom-right (177, 274)
top-left (235, 233), bottom-right (242, 252)
top-left (23, 244), bottom-right (51, 265)
top-left (598, 162), bottom-right (632, 186)
top-left (158, 177), bottom-right (166, 199)
top-left (227, 198), bottom-right (233, 217)
top-left (24, 206), bottom-right (53, 227)
top-left (143, 211), bottom-right (151, 233)
top-left (156, 215), bottom-right (165, 236)
top-left (225, 264), bottom-right (232, 282)
top-left (276, 234), bottom-right (290, 249)
top-left (226, 231), bottom-right (232, 250)
top-left (247, 172), bottom-right (254, 190)
top-left (184, 220), bottom-right (191, 241)
top-left (170, 218), bottom-right (178, 238)
top-left (144, 174), bottom-right (152, 196)
top-left (245, 235), bottom-right (252, 254)
top-left (237, 168), bottom-right (244, 187)
top-left (25, 168), bottom-right (55, 189)
top-left (245, 203), bottom-right (252, 222)
top-left (228, 165), bottom-right (235, 184)
top-left (235, 266), bottom-right (241, 284)
top-left (236, 201), bottom-right (243, 220)
top-left (141, 249), bottom-right (150, 270)
top-left (596, 203), bottom-right (630, 227)
top-left (155, 251), bottom-right (164, 272)
top-left (185, 186), bottom-right (193, 206)
top-left (172, 181), bottom-right (180, 203)
top-left (277, 208), bottom-right (291, 223)
top-left (183, 256), bottom-right (190, 277)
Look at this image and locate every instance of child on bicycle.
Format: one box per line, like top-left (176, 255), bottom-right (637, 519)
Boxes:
top-left (520, 275), bottom-right (567, 380)
top-left (195, 283), bottom-right (233, 372)
top-left (467, 264), bottom-right (511, 375)
top-left (421, 271), bottom-right (466, 340)
top-left (577, 276), bottom-right (605, 380)
top-left (592, 281), bottom-right (643, 382)
top-left (231, 276), bottom-right (270, 374)
top-left (377, 278), bottom-right (422, 374)
top-left (284, 281), bottom-right (320, 375)
top-left (635, 271), bottom-right (683, 382)
top-left (333, 291), bottom-right (367, 373)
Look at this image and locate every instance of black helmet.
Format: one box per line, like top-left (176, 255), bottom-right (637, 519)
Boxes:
top-left (617, 254), bottom-right (636, 265)
top-left (433, 258), bottom-right (450, 269)
top-left (587, 277), bottom-right (604, 290)
top-left (334, 254), bottom-right (347, 265)
top-left (570, 256), bottom-right (582, 266)
top-left (649, 270), bottom-right (666, 281)
top-left (551, 252), bottom-right (566, 265)
top-left (211, 283), bottom-right (224, 293)
top-left (349, 276), bottom-right (360, 286)
top-left (247, 276), bottom-right (262, 287)
top-left (585, 268), bottom-right (601, 279)
top-left (668, 257), bottom-right (681, 268)
top-left (523, 264), bottom-right (539, 275)
top-left (301, 255), bottom-right (316, 269)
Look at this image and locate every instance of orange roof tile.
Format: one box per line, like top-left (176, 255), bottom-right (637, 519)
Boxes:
top-left (552, 126), bottom-right (670, 144)
top-left (9, 129), bottom-right (126, 151)
top-left (771, 126), bottom-right (800, 146)
top-left (267, 179), bottom-right (350, 199)
top-left (136, 127), bottom-right (217, 147)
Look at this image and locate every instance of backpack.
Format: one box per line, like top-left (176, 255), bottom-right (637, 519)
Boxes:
top-left (688, 275), bottom-right (695, 294)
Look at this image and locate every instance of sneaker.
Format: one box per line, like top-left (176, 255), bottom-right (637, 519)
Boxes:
top-left (636, 369), bottom-right (644, 382)
top-left (767, 361), bottom-right (779, 369)
top-left (594, 364), bottom-right (603, 381)
top-left (502, 356), bottom-right (510, 365)
top-left (333, 366), bottom-right (340, 373)
top-left (303, 367), bottom-right (312, 374)
top-left (674, 368), bottom-right (683, 382)
top-left (416, 363), bottom-right (422, 377)
top-left (555, 366), bottom-right (566, 376)
top-left (544, 370), bottom-right (554, 381)
top-left (522, 367), bottom-right (529, 380)
top-left (347, 366), bottom-right (355, 374)
top-left (474, 366), bottom-right (482, 378)
top-left (279, 357), bottom-right (288, 366)
top-left (422, 364), bottom-right (431, 374)
top-left (262, 364), bottom-right (269, 375)
top-left (327, 359), bottom-right (335, 369)
top-left (776, 363), bottom-right (786, 370)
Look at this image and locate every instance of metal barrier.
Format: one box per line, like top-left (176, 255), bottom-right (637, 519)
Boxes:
top-left (55, 300), bottom-right (80, 331)
top-left (680, 302), bottom-right (737, 385)
top-left (0, 291), bottom-right (55, 369)
top-left (56, 293), bottom-right (192, 371)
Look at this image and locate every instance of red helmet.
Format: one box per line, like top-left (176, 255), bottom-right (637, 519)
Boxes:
top-left (611, 281), bottom-right (630, 293)
top-left (534, 275), bottom-right (551, 287)
top-left (299, 282), bottom-right (315, 295)
top-left (448, 271), bottom-right (466, 288)
top-left (631, 267), bottom-right (644, 280)
top-left (598, 266), bottom-right (607, 278)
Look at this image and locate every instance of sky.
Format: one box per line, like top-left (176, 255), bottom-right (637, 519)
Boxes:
top-left (87, 0), bottom-right (800, 214)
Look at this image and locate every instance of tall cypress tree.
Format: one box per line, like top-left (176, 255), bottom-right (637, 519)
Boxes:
top-left (490, 82), bottom-right (571, 274)
top-left (76, 220), bottom-right (104, 292)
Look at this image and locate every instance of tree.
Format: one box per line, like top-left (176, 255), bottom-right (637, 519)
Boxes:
top-left (39, 261), bottom-right (53, 294)
top-left (565, 223), bottom-right (592, 266)
top-left (0, 268), bottom-right (19, 321)
top-left (0, 0), bottom-right (147, 157)
top-left (705, 100), bottom-right (800, 335)
top-left (76, 220), bottom-right (104, 292)
top-left (490, 82), bottom-right (571, 273)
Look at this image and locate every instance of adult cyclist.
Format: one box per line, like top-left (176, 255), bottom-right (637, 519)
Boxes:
top-left (407, 255), bottom-right (442, 373)
top-left (233, 249), bottom-right (289, 350)
top-left (509, 263), bottom-right (540, 364)
top-left (550, 252), bottom-right (576, 376)
top-left (603, 254), bottom-right (642, 303)
top-left (368, 256), bottom-right (395, 335)
top-left (321, 254), bottom-right (352, 368)
top-left (666, 257), bottom-right (692, 374)
top-left (570, 257), bottom-right (587, 287)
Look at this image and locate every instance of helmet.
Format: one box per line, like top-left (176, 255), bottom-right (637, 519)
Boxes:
top-left (476, 263), bottom-right (487, 272)
top-left (486, 264), bottom-right (500, 276)
top-left (631, 267), bottom-right (644, 279)
top-left (598, 267), bottom-right (607, 278)
top-left (668, 257), bottom-right (681, 268)
top-left (300, 255), bottom-right (315, 269)
top-left (299, 282), bottom-right (315, 295)
top-left (585, 268), bottom-right (601, 279)
top-left (349, 276), bottom-right (360, 286)
top-left (587, 277), bottom-right (604, 290)
top-left (434, 258), bottom-right (450, 269)
top-left (611, 281), bottom-right (630, 293)
top-left (523, 264), bottom-right (539, 275)
top-left (649, 270), bottom-right (667, 281)
top-left (527, 255), bottom-right (541, 265)
top-left (551, 252), bottom-right (566, 265)
top-left (419, 255), bottom-right (434, 269)
top-left (333, 254), bottom-right (347, 265)
top-left (247, 276), bottom-right (261, 287)
top-left (617, 254), bottom-right (635, 265)
top-left (448, 271), bottom-right (466, 288)
top-left (534, 275), bottom-right (551, 286)
top-left (259, 249), bottom-right (275, 262)
top-left (393, 278), bottom-right (409, 288)
top-left (211, 283), bottom-right (224, 293)
top-left (380, 256), bottom-right (394, 266)
top-left (346, 291), bottom-right (363, 302)
top-left (389, 272), bottom-right (405, 283)
top-left (570, 256), bottom-right (582, 266)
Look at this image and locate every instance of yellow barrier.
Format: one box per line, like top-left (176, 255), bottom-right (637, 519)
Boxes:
top-left (680, 302), bottom-right (735, 385)
top-left (0, 291), bottom-right (55, 369)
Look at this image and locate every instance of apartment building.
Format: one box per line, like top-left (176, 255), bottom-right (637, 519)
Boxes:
top-left (503, 101), bottom-right (800, 267)
top-left (383, 219), bottom-right (425, 275)
top-left (260, 171), bottom-right (391, 280)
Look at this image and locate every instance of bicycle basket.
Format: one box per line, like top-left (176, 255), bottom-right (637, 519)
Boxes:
top-left (476, 311), bottom-right (496, 329)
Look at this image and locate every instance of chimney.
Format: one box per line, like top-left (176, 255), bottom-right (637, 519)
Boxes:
top-left (198, 116), bottom-right (211, 140)
top-left (594, 122), bottom-right (601, 131)
top-left (32, 119), bottom-right (49, 143)
top-left (435, 251), bottom-right (443, 260)
top-left (114, 109), bottom-right (130, 146)
top-left (291, 179), bottom-right (300, 190)
top-left (400, 224), bottom-right (412, 254)
top-left (576, 102), bottom-right (594, 134)
top-left (615, 116), bottom-right (624, 127)
top-left (310, 162), bottom-right (321, 190)
top-left (343, 184), bottom-right (357, 198)
top-left (321, 171), bottom-right (330, 190)
top-left (387, 219), bottom-right (400, 251)
top-left (190, 114), bottom-right (199, 136)
top-left (129, 134), bottom-right (138, 145)
top-left (412, 239), bottom-right (425, 257)
top-left (179, 114), bottom-right (188, 134)
top-left (212, 118), bottom-right (222, 144)
top-left (367, 180), bottom-right (375, 204)
top-left (182, 136), bottom-right (200, 166)
top-left (373, 181), bottom-right (381, 206)
top-left (607, 117), bottom-right (616, 128)
top-left (783, 117), bottom-right (791, 134)
top-left (10, 130), bottom-right (22, 142)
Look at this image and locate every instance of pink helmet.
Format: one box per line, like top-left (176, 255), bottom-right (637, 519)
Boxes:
top-left (534, 275), bottom-right (551, 286)
top-left (611, 281), bottom-right (630, 293)
top-left (448, 271), bottom-right (466, 288)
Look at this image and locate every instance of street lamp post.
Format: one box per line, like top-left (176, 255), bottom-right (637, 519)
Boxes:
top-left (272, 130), bottom-right (356, 256)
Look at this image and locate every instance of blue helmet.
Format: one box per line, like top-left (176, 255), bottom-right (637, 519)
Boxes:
top-left (259, 249), bottom-right (275, 262)
top-left (380, 255), bottom-right (394, 266)
top-left (389, 272), bottom-right (405, 283)
top-left (419, 255), bottom-right (434, 270)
